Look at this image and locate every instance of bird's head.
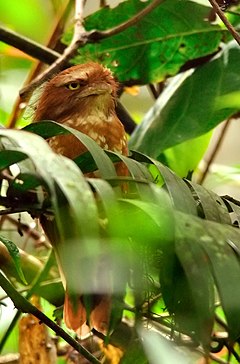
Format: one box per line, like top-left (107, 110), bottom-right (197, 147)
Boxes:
top-left (34, 62), bottom-right (118, 122)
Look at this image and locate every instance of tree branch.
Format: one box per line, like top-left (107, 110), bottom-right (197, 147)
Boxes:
top-left (0, 27), bottom-right (60, 64)
top-left (208, 0), bottom-right (240, 46)
top-left (20, 0), bottom-right (87, 100)
top-left (0, 271), bottom-right (101, 364)
top-left (197, 117), bottom-right (231, 185)
top-left (20, 0), bottom-right (164, 99)
top-left (89, 0), bottom-right (165, 40)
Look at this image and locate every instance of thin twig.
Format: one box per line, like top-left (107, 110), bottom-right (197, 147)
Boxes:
top-left (90, 0), bottom-right (164, 40)
top-left (197, 117), bottom-right (232, 185)
top-left (0, 271), bottom-right (101, 364)
top-left (3, 215), bottom-right (43, 242)
top-left (20, 0), bottom-right (164, 99)
top-left (148, 84), bottom-right (159, 100)
top-left (7, 0), bottom-right (73, 129)
top-left (0, 26), bottom-right (60, 64)
top-left (100, 0), bottom-right (107, 7)
top-left (20, 0), bottom-right (87, 100)
top-left (208, 0), bottom-right (240, 45)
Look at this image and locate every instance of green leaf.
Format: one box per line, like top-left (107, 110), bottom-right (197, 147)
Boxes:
top-left (24, 121), bottom-right (117, 179)
top-left (140, 327), bottom-right (192, 364)
top-left (175, 222), bottom-right (215, 345)
top-left (129, 41), bottom-right (240, 156)
top-left (130, 151), bottom-right (198, 214)
top-left (0, 150), bottom-right (27, 169)
top-left (162, 131), bottom-right (212, 177)
top-left (186, 181), bottom-right (232, 224)
top-left (64, 0), bottom-right (222, 84)
top-left (177, 212), bottom-right (240, 340)
top-left (0, 235), bottom-right (27, 284)
top-left (0, 128), bottom-right (103, 302)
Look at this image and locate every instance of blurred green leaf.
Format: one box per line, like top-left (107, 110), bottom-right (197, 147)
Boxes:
top-left (0, 150), bottom-right (27, 169)
top-left (162, 131), bottom-right (212, 177)
top-left (140, 327), bottom-right (192, 364)
top-left (176, 212), bottom-right (240, 341)
top-left (64, 0), bottom-right (222, 84)
top-left (175, 224), bottom-right (215, 346)
top-left (129, 41), bottom-right (240, 156)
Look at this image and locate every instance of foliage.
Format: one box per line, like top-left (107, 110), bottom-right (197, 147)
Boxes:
top-left (1, 1), bottom-right (240, 363)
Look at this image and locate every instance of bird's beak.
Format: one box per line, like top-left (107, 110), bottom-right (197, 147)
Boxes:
top-left (80, 82), bottom-right (112, 97)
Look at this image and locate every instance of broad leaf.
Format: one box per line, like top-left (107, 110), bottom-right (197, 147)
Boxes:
top-left (175, 222), bottom-right (215, 345)
top-left (0, 129), bottom-right (99, 296)
top-left (176, 212), bottom-right (240, 341)
top-left (129, 41), bottom-right (240, 156)
top-left (0, 150), bottom-right (27, 169)
top-left (130, 151), bottom-right (198, 215)
top-left (186, 181), bottom-right (232, 224)
top-left (24, 121), bottom-right (117, 179)
top-left (63, 0), bottom-right (222, 84)
top-left (162, 131), bottom-right (212, 177)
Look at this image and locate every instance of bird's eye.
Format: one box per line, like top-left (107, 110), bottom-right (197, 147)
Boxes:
top-left (67, 82), bottom-right (81, 90)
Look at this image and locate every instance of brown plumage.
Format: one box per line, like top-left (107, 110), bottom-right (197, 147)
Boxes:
top-left (33, 62), bottom-right (128, 334)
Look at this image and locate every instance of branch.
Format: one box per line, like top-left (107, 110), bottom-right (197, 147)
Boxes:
top-left (0, 271), bottom-right (101, 364)
top-left (116, 102), bottom-right (137, 134)
top-left (89, 0), bottom-right (165, 40)
top-left (20, 0), bottom-right (87, 100)
top-left (197, 117), bottom-right (231, 184)
top-left (7, 0), bottom-right (73, 129)
top-left (208, 0), bottom-right (240, 46)
top-left (0, 26), bottom-right (60, 64)
top-left (20, 0), bottom-right (164, 99)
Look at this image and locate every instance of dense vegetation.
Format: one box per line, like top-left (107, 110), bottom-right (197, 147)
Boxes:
top-left (1, 1), bottom-right (240, 363)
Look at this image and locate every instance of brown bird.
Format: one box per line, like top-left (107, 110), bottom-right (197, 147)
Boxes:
top-left (33, 62), bottom-right (128, 334)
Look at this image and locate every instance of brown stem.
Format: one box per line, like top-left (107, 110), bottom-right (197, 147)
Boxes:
top-left (198, 117), bottom-right (232, 185)
top-left (0, 271), bottom-right (101, 364)
top-left (90, 0), bottom-right (165, 40)
top-left (100, 0), bottom-right (107, 7)
top-left (0, 27), bottom-right (59, 64)
top-left (148, 84), bottom-right (159, 100)
top-left (208, 0), bottom-right (240, 46)
top-left (7, 0), bottom-right (72, 129)
top-left (20, 0), bottom-right (87, 100)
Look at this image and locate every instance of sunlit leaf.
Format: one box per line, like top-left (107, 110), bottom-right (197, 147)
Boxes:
top-left (64, 0), bottom-right (222, 84)
top-left (129, 41), bottom-right (240, 156)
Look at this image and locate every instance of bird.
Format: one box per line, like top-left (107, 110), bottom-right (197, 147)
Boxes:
top-left (33, 62), bottom-right (128, 335)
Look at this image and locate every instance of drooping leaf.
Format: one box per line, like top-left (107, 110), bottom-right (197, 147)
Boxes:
top-left (185, 180), bottom-right (232, 224)
top-left (0, 235), bottom-right (27, 284)
top-left (24, 121), bottom-right (117, 179)
top-left (0, 128), bottom-right (101, 300)
top-left (176, 211), bottom-right (240, 341)
top-left (129, 41), bottom-right (240, 156)
top-left (63, 0), bottom-right (223, 84)
top-left (175, 221), bottom-right (215, 346)
top-left (0, 150), bottom-right (27, 170)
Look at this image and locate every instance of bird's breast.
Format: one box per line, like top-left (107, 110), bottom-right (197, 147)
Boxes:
top-left (47, 113), bottom-right (127, 160)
